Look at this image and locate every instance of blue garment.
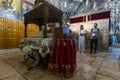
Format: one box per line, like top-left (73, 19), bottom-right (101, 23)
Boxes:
top-left (111, 35), bottom-right (117, 46)
top-left (63, 27), bottom-right (70, 34)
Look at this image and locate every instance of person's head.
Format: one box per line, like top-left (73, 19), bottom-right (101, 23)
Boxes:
top-left (94, 23), bottom-right (98, 28)
top-left (80, 25), bottom-right (84, 30)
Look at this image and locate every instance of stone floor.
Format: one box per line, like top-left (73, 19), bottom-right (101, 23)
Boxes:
top-left (0, 49), bottom-right (120, 80)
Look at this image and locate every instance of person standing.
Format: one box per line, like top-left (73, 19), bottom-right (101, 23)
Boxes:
top-left (78, 25), bottom-right (86, 54)
top-left (90, 23), bottom-right (99, 54)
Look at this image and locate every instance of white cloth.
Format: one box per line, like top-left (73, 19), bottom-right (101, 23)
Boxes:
top-left (32, 31), bottom-right (43, 38)
top-left (90, 28), bottom-right (99, 39)
top-left (39, 39), bottom-right (50, 58)
top-left (20, 38), bottom-right (52, 58)
top-left (78, 30), bottom-right (86, 52)
top-left (22, 46), bottom-right (32, 54)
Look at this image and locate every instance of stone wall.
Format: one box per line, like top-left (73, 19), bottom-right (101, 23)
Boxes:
top-left (39, 0), bottom-right (120, 42)
top-left (70, 19), bottom-right (109, 50)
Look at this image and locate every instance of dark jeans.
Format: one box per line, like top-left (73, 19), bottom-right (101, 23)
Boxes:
top-left (90, 39), bottom-right (98, 53)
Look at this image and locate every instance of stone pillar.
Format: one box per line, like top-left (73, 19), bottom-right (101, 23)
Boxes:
top-left (43, 5), bottom-right (49, 38)
top-left (59, 14), bottom-right (63, 27)
top-left (24, 23), bottom-right (28, 37)
top-left (43, 18), bottom-right (48, 38)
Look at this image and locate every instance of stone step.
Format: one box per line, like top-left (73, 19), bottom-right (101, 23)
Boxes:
top-left (108, 47), bottom-right (120, 55)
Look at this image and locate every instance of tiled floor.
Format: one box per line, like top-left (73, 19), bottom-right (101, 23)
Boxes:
top-left (0, 49), bottom-right (120, 80)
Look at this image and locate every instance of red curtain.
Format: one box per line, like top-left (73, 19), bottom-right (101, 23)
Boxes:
top-left (70, 11), bottom-right (110, 23)
top-left (88, 11), bottom-right (110, 21)
top-left (70, 16), bottom-right (86, 23)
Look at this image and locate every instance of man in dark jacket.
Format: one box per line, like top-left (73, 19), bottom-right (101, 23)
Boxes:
top-left (90, 23), bottom-right (99, 54)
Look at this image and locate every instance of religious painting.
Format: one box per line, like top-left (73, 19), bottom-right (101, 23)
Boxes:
top-left (18, 21), bottom-right (24, 38)
top-left (11, 20), bottom-right (18, 38)
top-left (22, 0), bottom-right (35, 19)
top-left (0, 0), bottom-right (22, 20)
top-left (0, 17), bottom-right (4, 27)
top-left (22, 0), bottom-right (35, 14)
top-left (0, 17), bottom-right (4, 37)
top-left (5, 19), bottom-right (12, 38)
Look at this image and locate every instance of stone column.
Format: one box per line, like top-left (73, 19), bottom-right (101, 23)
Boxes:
top-left (43, 5), bottom-right (49, 38)
top-left (24, 23), bottom-right (28, 37)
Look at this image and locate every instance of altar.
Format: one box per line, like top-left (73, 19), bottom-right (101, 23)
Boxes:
top-left (19, 37), bottom-right (76, 78)
top-left (20, 0), bottom-right (76, 78)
